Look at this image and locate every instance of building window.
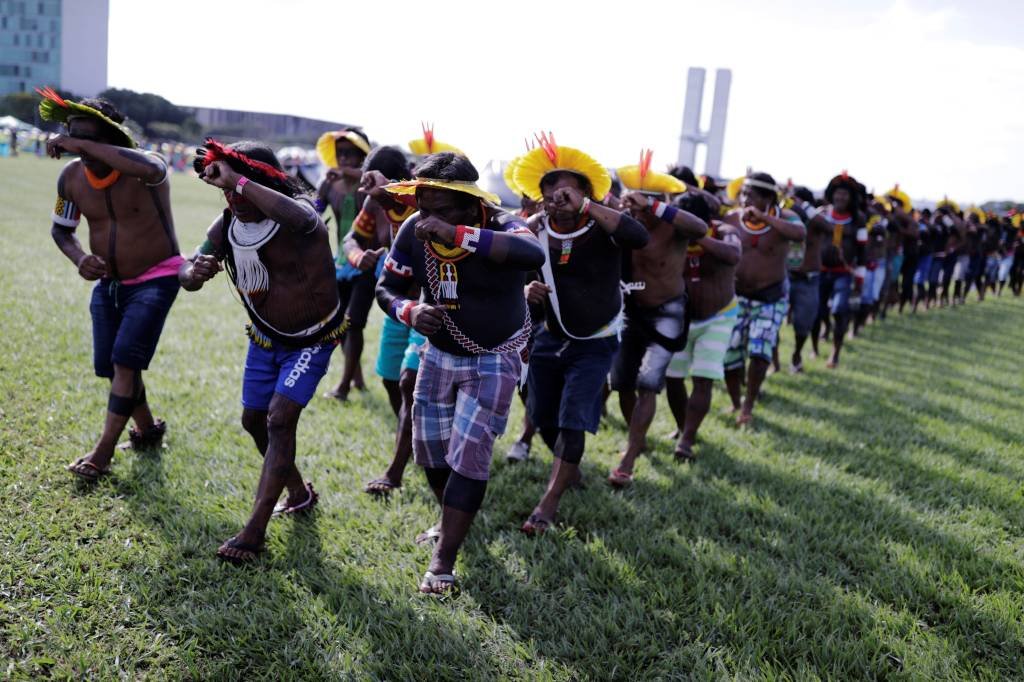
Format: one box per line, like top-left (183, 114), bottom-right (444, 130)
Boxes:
top-left (13, 34), bottom-right (19, 46)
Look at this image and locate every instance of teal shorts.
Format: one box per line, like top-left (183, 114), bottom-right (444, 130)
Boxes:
top-left (376, 315), bottom-right (426, 381)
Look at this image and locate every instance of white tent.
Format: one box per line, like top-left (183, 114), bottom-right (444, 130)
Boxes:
top-left (0, 115), bottom-right (39, 132)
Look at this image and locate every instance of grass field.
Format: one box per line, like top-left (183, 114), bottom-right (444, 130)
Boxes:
top-left (1, 154), bottom-right (1023, 680)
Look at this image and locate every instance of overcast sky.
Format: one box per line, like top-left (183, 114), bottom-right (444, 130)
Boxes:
top-left (108, 0), bottom-right (1024, 203)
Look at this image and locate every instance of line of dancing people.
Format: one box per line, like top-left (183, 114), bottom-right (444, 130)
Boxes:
top-left (39, 91), bottom-right (1024, 594)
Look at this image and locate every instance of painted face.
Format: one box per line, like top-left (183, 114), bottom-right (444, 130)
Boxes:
top-left (334, 138), bottom-right (366, 169)
top-left (417, 187), bottom-right (480, 226)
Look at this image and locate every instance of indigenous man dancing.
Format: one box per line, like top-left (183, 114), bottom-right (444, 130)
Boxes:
top-left (512, 134), bottom-right (648, 532)
top-left (341, 145), bottom-right (420, 496)
top-left (607, 152), bottom-right (707, 487)
top-left (317, 128), bottom-right (371, 401)
top-left (179, 139), bottom-right (345, 564)
top-left (664, 193), bottom-right (741, 460)
top-left (37, 88), bottom-right (183, 481)
top-left (375, 152), bottom-right (544, 593)
top-left (721, 173), bottom-right (805, 427)
top-left (808, 172), bottom-right (867, 368)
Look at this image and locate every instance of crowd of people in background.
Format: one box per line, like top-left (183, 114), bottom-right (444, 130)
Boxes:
top-left (34, 90), bottom-right (1024, 595)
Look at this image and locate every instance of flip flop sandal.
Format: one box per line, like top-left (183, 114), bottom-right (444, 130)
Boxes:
top-left (364, 478), bottom-right (401, 496)
top-left (119, 419), bottom-right (167, 451)
top-left (419, 571), bottom-right (457, 595)
top-left (607, 468), bottom-right (634, 488)
top-left (216, 536), bottom-right (265, 565)
top-left (414, 524), bottom-right (441, 545)
top-left (674, 443), bottom-right (697, 463)
top-left (67, 457), bottom-right (110, 482)
top-left (520, 514), bottom-right (554, 536)
top-left (272, 481), bottom-right (318, 517)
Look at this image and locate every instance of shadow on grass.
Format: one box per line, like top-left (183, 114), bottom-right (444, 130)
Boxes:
top-left (109, 437), bottom-right (546, 680)
top-left (459, 302), bottom-right (1024, 678)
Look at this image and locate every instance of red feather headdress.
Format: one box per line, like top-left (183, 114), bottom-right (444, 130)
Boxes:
top-left (195, 137), bottom-right (288, 182)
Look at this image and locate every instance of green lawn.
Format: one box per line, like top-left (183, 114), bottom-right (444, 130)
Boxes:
top-left (1, 154), bottom-right (1022, 680)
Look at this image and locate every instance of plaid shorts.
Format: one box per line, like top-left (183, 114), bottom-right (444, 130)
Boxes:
top-left (723, 295), bottom-right (788, 370)
top-left (412, 344), bottom-right (520, 480)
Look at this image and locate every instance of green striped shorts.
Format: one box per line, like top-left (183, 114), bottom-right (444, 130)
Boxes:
top-left (666, 299), bottom-right (739, 381)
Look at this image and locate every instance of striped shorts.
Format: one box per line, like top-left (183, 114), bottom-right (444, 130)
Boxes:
top-left (666, 299), bottom-right (738, 381)
top-left (412, 344), bottom-right (520, 480)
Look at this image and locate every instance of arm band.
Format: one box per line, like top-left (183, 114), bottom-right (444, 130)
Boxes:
top-left (52, 195), bottom-right (81, 227)
top-left (455, 225), bottom-right (494, 257)
top-left (390, 299), bottom-right (415, 326)
top-left (197, 238), bottom-right (216, 256)
top-left (649, 199), bottom-right (679, 224)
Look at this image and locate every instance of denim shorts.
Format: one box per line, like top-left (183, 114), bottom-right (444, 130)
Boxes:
top-left (527, 329), bottom-right (618, 433)
top-left (90, 275), bottom-right (180, 378)
top-left (787, 273), bottom-right (820, 336)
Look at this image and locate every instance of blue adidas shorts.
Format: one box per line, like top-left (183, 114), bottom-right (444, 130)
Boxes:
top-left (241, 339), bottom-right (336, 410)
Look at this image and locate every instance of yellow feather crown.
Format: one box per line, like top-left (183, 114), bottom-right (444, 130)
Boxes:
top-left (512, 132), bottom-right (611, 202)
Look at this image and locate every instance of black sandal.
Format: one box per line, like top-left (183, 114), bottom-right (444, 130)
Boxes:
top-left (119, 419), bottom-right (167, 451)
top-left (272, 481), bottom-right (318, 517)
top-left (67, 457), bottom-right (110, 481)
top-left (364, 477), bottom-right (400, 497)
top-left (216, 536), bottom-right (265, 565)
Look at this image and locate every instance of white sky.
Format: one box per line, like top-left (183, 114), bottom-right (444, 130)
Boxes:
top-left (108, 0), bottom-right (1024, 203)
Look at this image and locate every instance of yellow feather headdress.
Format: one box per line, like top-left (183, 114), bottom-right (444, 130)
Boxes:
top-left (409, 122), bottom-right (463, 157)
top-left (883, 185), bottom-right (912, 212)
top-left (617, 149), bottom-right (686, 195)
top-left (512, 132), bottom-right (611, 202)
top-left (316, 129), bottom-right (371, 169)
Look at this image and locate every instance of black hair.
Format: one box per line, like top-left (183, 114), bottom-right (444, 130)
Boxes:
top-left (668, 165), bottom-right (700, 187)
top-left (539, 170), bottom-right (593, 197)
top-left (192, 140), bottom-right (312, 199)
top-left (824, 174), bottom-right (865, 220)
top-left (792, 186), bottom-right (815, 204)
top-left (364, 145), bottom-right (411, 181)
top-left (339, 127), bottom-right (370, 152)
top-left (747, 171), bottom-right (778, 201)
top-left (413, 152), bottom-right (479, 208)
top-left (79, 98), bottom-right (125, 124)
top-left (74, 97), bottom-right (129, 146)
top-left (608, 176), bottom-right (623, 198)
top-left (921, 208), bottom-right (932, 218)
top-left (413, 151), bottom-right (478, 182)
top-left (674, 192), bottom-right (711, 225)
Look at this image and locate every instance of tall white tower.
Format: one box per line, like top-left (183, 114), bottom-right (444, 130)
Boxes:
top-left (677, 68), bottom-right (731, 179)
top-left (60, 0), bottom-right (109, 97)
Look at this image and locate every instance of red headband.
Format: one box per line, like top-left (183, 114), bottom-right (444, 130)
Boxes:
top-left (199, 137), bottom-right (288, 182)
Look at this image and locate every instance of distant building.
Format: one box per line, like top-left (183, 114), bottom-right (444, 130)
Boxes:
top-left (186, 105), bottom-right (357, 146)
top-left (0, 0), bottom-right (109, 97)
